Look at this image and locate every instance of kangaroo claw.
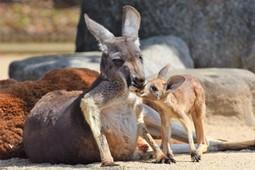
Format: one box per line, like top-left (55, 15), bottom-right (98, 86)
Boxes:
top-left (167, 154), bottom-right (177, 163)
top-left (154, 156), bottom-right (175, 164)
top-left (191, 151), bottom-right (201, 162)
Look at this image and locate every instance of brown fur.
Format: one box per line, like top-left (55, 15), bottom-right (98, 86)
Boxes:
top-left (24, 6), bottom-right (171, 166)
top-left (24, 90), bottom-right (138, 164)
top-left (24, 90), bottom-right (101, 164)
top-left (0, 68), bottom-right (98, 159)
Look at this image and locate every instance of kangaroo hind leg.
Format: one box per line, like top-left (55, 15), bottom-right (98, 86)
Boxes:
top-left (178, 111), bottom-right (200, 162)
top-left (191, 93), bottom-right (208, 157)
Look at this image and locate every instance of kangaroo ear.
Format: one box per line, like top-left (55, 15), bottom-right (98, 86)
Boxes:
top-left (122, 5), bottom-right (141, 39)
top-left (84, 14), bottom-right (114, 44)
top-left (158, 64), bottom-right (171, 80)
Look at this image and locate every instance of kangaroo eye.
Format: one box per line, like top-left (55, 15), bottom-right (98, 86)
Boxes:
top-left (139, 55), bottom-right (143, 63)
top-left (150, 85), bottom-right (158, 92)
top-left (112, 59), bottom-right (124, 66)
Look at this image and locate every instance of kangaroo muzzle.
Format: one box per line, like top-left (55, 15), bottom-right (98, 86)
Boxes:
top-left (132, 76), bottom-right (145, 89)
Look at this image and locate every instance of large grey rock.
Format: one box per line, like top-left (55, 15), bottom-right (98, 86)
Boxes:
top-left (242, 43), bottom-right (255, 73)
top-left (141, 35), bottom-right (194, 73)
top-left (9, 35), bottom-right (192, 81)
top-left (9, 52), bottom-right (101, 81)
top-left (76, 0), bottom-right (255, 72)
top-left (166, 68), bottom-right (255, 127)
top-left (9, 44), bottom-right (189, 81)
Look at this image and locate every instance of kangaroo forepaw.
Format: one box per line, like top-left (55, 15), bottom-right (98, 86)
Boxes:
top-left (191, 151), bottom-right (201, 162)
top-left (154, 155), bottom-right (175, 164)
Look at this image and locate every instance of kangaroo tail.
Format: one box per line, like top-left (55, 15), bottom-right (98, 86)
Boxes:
top-left (207, 139), bottom-right (255, 152)
top-left (171, 139), bottom-right (255, 154)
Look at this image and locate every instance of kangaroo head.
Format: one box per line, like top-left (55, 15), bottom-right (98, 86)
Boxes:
top-left (139, 64), bottom-right (171, 100)
top-left (84, 5), bottom-right (145, 90)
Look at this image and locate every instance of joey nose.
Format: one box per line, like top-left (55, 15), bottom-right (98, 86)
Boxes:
top-left (133, 77), bottom-right (145, 89)
top-left (156, 92), bottom-right (161, 100)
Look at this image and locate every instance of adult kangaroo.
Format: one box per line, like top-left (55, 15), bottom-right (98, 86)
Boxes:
top-left (24, 6), bottom-right (169, 166)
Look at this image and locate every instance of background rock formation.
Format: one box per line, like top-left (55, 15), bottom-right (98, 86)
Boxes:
top-left (76, 0), bottom-right (255, 72)
top-left (9, 53), bottom-right (101, 81)
top-left (9, 35), bottom-right (193, 81)
top-left (167, 68), bottom-right (255, 127)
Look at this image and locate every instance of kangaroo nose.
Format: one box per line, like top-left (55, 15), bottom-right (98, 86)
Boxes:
top-left (133, 77), bottom-right (145, 89)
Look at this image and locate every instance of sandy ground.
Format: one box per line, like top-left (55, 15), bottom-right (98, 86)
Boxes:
top-left (0, 53), bottom-right (254, 169)
top-left (1, 151), bottom-right (255, 170)
top-left (0, 110), bottom-right (254, 170)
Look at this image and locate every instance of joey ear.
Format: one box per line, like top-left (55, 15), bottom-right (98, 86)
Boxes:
top-left (84, 14), bottom-right (114, 44)
top-left (122, 5), bottom-right (141, 39)
top-left (158, 64), bottom-right (171, 80)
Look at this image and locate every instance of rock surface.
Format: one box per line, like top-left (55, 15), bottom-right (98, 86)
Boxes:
top-left (167, 68), bottom-right (255, 126)
top-left (9, 52), bottom-right (101, 81)
top-left (76, 0), bottom-right (255, 72)
top-left (9, 36), bottom-right (193, 81)
top-left (242, 44), bottom-right (255, 73)
top-left (141, 35), bottom-right (194, 73)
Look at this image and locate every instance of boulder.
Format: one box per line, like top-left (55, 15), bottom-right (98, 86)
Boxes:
top-left (242, 43), bottom-right (255, 73)
top-left (167, 68), bottom-right (255, 127)
top-left (76, 0), bottom-right (255, 72)
top-left (10, 36), bottom-right (192, 81)
top-left (141, 35), bottom-right (194, 75)
top-left (9, 52), bottom-right (101, 81)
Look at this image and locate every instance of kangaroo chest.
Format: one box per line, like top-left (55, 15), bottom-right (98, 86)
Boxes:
top-left (101, 103), bottom-right (138, 160)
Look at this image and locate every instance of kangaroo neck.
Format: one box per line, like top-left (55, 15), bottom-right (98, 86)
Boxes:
top-left (142, 98), bottom-right (166, 115)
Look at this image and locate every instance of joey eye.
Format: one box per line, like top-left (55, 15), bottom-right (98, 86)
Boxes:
top-left (139, 55), bottom-right (143, 63)
top-left (150, 85), bottom-right (158, 92)
top-left (112, 58), bottom-right (124, 66)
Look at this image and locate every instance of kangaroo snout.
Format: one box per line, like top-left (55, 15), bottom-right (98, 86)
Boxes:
top-left (132, 76), bottom-right (145, 89)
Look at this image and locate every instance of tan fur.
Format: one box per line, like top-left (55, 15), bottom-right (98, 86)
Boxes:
top-left (140, 65), bottom-right (208, 162)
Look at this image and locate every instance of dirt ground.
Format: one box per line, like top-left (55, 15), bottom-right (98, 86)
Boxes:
top-left (0, 107), bottom-right (254, 170)
top-left (0, 52), bottom-right (254, 170)
top-left (1, 151), bottom-right (255, 170)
